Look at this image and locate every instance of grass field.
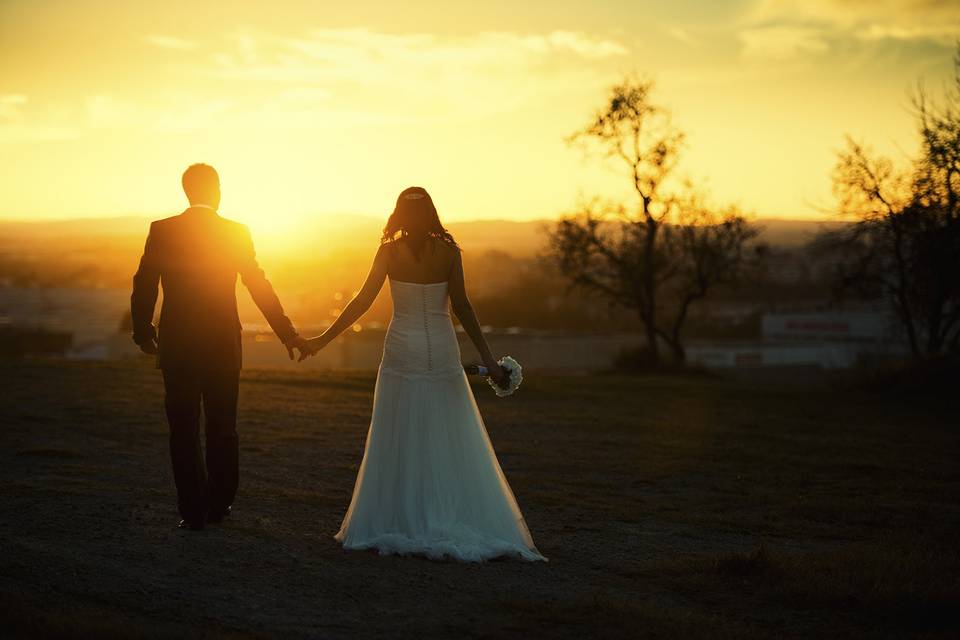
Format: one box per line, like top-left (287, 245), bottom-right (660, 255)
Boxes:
top-left (1, 359), bottom-right (958, 639)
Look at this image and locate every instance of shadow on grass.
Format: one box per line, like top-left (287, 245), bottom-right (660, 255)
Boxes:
top-left (0, 592), bottom-right (253, 640)
top-left (688, 536), bottom-right (960, 635)
top-left (17, 448), bottom-right (85, 459)
top-left (858, 356), bottom-right (960, 399)
top-left (496, 591), bottom-right (753, 640)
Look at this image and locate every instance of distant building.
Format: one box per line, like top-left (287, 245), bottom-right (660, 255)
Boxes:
top-left (761, 311), bottom-right (893, 344)
top-left (686, 309), bottom-right (907, 370)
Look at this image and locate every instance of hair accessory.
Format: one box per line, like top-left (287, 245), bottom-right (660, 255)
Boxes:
top-left (403, 192), bottom-right (426, 200)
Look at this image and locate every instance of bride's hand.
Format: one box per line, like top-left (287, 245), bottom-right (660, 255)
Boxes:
top-left (287, 335), bottom-right (309, 361)
top-left (486, 361), bottom-right (508, 387)
top-left (298, 336), bottom-right (326, 362)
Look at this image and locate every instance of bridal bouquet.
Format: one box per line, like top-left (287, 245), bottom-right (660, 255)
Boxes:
top-left (489, 356), bottom-right (523, 397)
top-left (464, 356), bottom-right (523, 397)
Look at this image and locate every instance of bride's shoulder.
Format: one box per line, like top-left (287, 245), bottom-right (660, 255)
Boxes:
top-left (378, 239), bottom-right (402, 255)
top-left (430, 235), bottom-right (459, 254)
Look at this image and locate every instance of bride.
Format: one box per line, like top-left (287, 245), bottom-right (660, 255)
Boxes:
top-left (301, 186), bottom-right (545, 562)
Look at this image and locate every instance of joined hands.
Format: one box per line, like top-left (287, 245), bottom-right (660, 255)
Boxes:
top-left (285, 335), bottom-right (313, 361)
top-left (286, 335), bottom-right (327, 362)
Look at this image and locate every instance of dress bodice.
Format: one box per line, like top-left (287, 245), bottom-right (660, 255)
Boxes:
top-left (389, 279), bottom-right (451, 320)
top-left (380, 279), bottom-right (462, 379)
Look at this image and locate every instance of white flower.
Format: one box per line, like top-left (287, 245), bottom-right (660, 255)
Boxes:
top-left (488, 355), bottom-right (523, 397)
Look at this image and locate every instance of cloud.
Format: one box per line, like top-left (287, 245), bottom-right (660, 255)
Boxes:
top-left (4, 28), bottom-right (630, 143)
top-left (543, 31), bottom-right (629, 58)
top-left (855, 23), bottom-right (960, 44)
top-left (275, 87), bottom-right (332, 104)
top-left (203, 28), bottom-right (629, 121)
top-left (736, 0), bottom-right (958, 60)
top-left (666, 27), bottom-right (697, 46)
top-left (739, 26), bottom-right (830, 59)
top-left (153, 98), bottom-right (235, 132)
top-left (0, 125), bottom-right (80, 143)
top-left (747, 0), bottom-right (960, 25)
top-left (0, 94), bottom-right (28, 119)
top-left (211, 28), bottom-right (628, 84)
top-left (144, 34), bottom-right (197, 51)
top-left (744, 0), bottom-right (960, 40)
top-left (0, 94), bottom-right (80, 142)
top-left (85, 94), bottom-right (133, 127)
top-left (82, 93), bottom-right (237, 133)
top-left (0, 121), bottom-right (80, 143)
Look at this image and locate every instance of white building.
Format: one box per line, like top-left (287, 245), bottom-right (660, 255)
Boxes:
top-left (687, 310), bottom-right (907, 370)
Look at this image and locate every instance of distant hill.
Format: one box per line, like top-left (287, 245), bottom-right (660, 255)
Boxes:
top-left (0, 216), bottom-right (152, 239)
top-left (0, 214), bottom-right (844, 254)
top-left (0, 213), bottom-right (852, 332)
top-left (448, 219), bottom-right (550, 253)
top-left (0, 215), bottom-right (545, 254)
top-left (753, 218), bottom-right (848, 247)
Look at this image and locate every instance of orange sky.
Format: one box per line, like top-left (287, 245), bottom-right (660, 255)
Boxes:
top-left (1, 0), bottom-right (957, 232)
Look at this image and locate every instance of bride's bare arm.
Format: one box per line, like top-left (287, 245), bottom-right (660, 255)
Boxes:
top-left (303, 246), bottom-right (388, 357)
top-left (448, 251), bottom-right (505, 382)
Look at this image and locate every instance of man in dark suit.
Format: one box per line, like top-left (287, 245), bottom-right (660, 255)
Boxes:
top-left (131, 163), bottom-right (307, 531)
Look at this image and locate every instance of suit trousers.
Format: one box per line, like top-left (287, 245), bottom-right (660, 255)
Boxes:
top-left (161, 368), bottom-right (240, 523)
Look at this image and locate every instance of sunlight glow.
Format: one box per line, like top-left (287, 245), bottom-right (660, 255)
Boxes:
top-left (0, 0), bottom-right (956, 226)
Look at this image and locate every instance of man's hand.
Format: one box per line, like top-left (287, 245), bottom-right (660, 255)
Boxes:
top-left (298, 336), bottom-right (326, 362)
top-left (285, 335), bottom-right (310, 361)
top-left (138, 339), bottom-right (159, 355)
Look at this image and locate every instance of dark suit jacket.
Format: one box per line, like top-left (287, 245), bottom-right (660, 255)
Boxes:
top-left (131, 206), bottom-right (297, 370)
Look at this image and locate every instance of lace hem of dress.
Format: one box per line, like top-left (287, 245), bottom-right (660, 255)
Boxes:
top-left (335, 531), bottom-right (547, 563)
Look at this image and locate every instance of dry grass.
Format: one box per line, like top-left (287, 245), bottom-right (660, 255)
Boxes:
top-left (0, 359), bottom-right (957, 639)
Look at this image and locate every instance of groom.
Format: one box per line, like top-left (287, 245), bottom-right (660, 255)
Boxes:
top-left (131, 163), bottom-right (307, 531)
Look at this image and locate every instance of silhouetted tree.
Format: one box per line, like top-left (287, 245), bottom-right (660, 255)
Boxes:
top-left (821, 46), bottom-right (960, 359)
top-left (659, 191), bottom-right (758, 360)
top-left (548, 78), bottom-right (757, 363)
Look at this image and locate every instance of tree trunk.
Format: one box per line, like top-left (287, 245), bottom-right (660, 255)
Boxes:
top-left (950, 323), bottom-right (960, 354)
top-left (895, 296), bottom-right (922, 359)
top-left (641, 309), bottom-right (660, 364)
top-left (670, 339), bottom-right (686, 363)
top-left (669, 292), bottom-right (701, 366)
top-left (926, 310), bottom-right (943, 358)
top-left (889, 219), bottom-right (922, 359)
top-left (642, 215), bottom-right (660, 364)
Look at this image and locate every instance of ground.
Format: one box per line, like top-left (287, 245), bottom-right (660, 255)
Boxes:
top-left (0, 359), bottom-right (957, 639)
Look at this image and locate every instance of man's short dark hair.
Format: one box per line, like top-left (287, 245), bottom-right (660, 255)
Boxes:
top-left (182, 163), bottom-right (220, 204)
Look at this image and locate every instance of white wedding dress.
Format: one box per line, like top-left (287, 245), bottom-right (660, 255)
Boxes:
top-left (334, 278), bottom-right (546, 562)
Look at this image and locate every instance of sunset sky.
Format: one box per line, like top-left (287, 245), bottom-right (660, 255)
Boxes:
top-left (1, 0), bottom-right (957, 233)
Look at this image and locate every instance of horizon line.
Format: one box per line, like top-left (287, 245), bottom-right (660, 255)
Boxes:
top-left (0, 212), bottom-right (842, 225)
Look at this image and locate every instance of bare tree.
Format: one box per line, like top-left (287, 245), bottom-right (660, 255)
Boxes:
top-left (822, 45), bottom-right (960, 360)
top-left (659, 193), bottom-right (759, 361)
top-left (548, 78), bottom-right (758, 364)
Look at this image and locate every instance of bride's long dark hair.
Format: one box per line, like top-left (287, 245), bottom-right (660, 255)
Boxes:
top-left (381, 186), bottom-right (458, 259)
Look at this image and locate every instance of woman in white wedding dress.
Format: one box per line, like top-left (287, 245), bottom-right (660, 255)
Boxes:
top-left (302, 187), bottom-right (545, 562)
